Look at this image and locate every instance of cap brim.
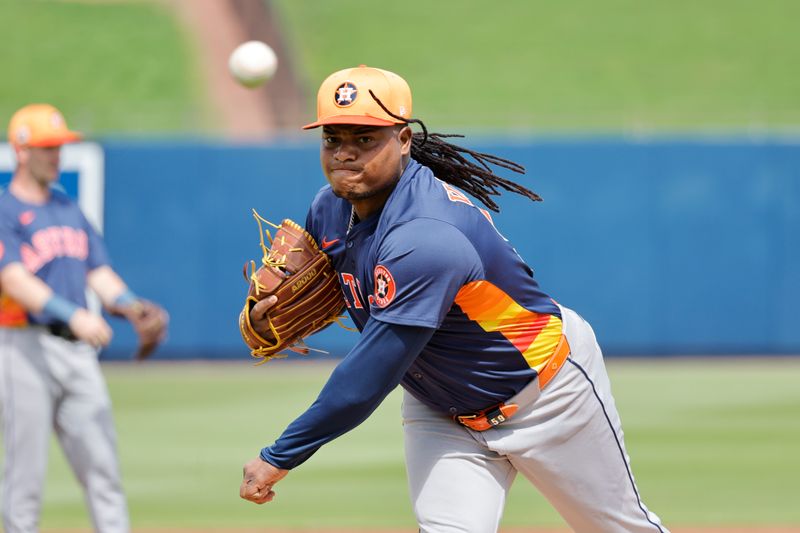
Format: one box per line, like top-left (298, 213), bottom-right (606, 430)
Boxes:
top-left (27, 131), bottom-right (82, 147)
top-left (302, 115), bottom-right (400, 130)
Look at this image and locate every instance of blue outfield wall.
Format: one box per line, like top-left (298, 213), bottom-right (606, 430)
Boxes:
top-left (96, 138), bottom-right (800, 360)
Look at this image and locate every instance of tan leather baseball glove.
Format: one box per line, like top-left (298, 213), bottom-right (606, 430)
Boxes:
top-left (239, 213), bottom-right (345, 364)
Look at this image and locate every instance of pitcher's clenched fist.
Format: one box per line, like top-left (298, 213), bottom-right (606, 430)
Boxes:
top-left (240, 457), bottom-right (288, 504)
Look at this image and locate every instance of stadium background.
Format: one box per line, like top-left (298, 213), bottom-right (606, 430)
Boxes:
top-left (1, 0), bottom-right (798, 531)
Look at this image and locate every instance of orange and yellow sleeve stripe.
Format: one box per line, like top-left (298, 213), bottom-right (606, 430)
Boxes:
top-left (454, 280), bottom-right (562, 371)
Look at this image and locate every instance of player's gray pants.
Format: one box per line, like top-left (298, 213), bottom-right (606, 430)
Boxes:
top-left (402, 305), bottom-right (669, 533)
top-left (0, 328), bottom-right (129, 533)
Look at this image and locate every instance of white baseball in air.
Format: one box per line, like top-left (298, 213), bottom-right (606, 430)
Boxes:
top-left (228, 41), bottom-right (278, 88)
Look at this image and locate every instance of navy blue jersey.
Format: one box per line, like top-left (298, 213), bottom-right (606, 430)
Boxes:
top-left (0, 188), bottom-right (109, 326)
top-left (261, 159), bottom-right (565, 469)
top-left (306, 159), bottom-right (562, 414)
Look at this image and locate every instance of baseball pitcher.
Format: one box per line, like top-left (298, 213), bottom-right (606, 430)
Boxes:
top-left (239, 66), bottom-right (669, 533)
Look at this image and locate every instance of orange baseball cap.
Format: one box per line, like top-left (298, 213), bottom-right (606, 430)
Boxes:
top-left (7, 104), bottom-right (82, 147)
top-left (302, 65), bottom-right (412, 129)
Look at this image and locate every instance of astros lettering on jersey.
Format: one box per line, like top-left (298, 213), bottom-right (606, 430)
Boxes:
top-left (0, 188), bottom-right (108, 327)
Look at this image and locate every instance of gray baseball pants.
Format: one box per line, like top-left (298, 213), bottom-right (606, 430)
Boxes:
top-left (0, 327), bottom-right (129, 533)
top-left (402, 305), bottom-right (669, 533)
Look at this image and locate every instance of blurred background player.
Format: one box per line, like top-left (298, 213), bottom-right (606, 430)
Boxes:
top-left (0, 104), bottom-right (167, 533)
top-left (240, 66), bottom-right (669, 532)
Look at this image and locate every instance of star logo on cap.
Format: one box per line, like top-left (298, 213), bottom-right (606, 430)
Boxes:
top-left (335, 82), bottom-right (358, 107)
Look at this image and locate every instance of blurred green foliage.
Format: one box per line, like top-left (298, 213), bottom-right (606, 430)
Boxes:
top-left (0, 0), bottom-right (209, 137)
top-left (2, 1), bottom-right (799, 135)
top-left (274, 0), bottom-right (800, 132)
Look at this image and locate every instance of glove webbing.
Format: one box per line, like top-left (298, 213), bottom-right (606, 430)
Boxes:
top-left (241, 212), bottom-right (351, 364)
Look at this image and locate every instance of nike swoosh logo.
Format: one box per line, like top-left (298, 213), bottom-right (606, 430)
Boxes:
top-left (321, 236), bottom-right (340, 249)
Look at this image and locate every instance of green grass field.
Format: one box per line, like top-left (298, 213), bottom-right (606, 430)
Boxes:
top-left (8, 358), bottom-right (796, 530)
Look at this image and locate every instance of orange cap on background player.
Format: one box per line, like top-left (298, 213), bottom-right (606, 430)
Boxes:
top-left (7, 104), bottom-right (82, 147)
top-left (302, 65), bottom-right (412, 129)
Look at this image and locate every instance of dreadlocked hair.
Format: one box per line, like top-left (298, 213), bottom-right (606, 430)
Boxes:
top-left (369, 90), bottom-right (541, 212)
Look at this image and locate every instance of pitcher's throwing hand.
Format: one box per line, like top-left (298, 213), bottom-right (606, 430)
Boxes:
top-left (240, 458), bottom-right (288, 504)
